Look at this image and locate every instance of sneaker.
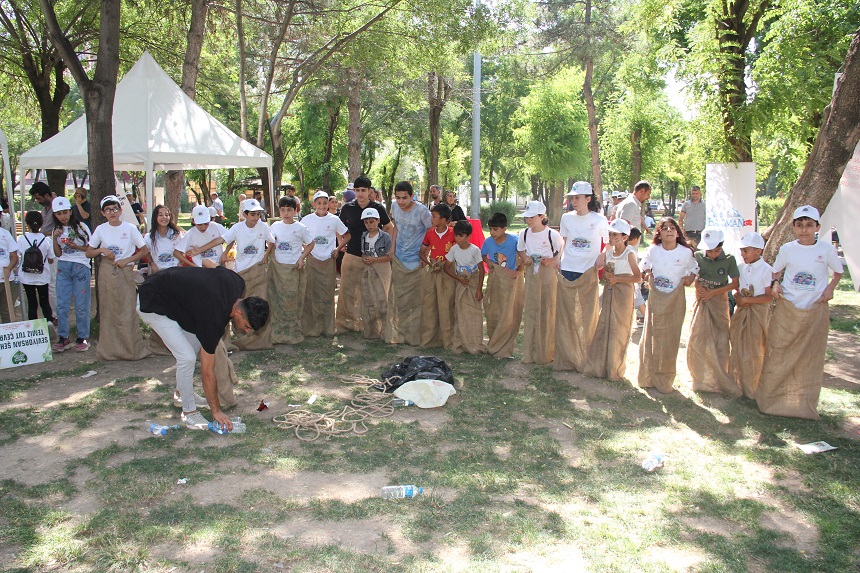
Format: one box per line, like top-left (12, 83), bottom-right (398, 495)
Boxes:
top-left (173, 390), bottom-right (210, 410)
top-left (52, 338), bottom-right (73, 353)
top-left (75, 339), bottom-right (90, 352)
top-left (181, 410), bottom-right (210, 430)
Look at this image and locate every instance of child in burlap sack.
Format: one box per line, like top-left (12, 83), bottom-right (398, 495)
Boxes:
top-left (481, 212), bottom-right (524, 359)
top-left (268, 196), bottom-right (314, 344)
top-left (359, 207), bottom-right (392, 339)
top-left (419, 204), bottom-right (456, 349)
top-left (730, 231), bottom-right (774, 399)
top-left (756, 205), bottom-right (843, 420)
top-left (688, 228), bottom-right (741, 397)
top-left (444, 220), bottom-right (485, 354)
top-left (517, 201), bottom-right (563, 365)
top-left (638, 217), bottom-right (698, 393)
top-left (583, 218), bottom-right (641, 381)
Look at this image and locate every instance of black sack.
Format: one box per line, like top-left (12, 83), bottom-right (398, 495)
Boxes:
top-left (377, 355), bottom-right (455, 393)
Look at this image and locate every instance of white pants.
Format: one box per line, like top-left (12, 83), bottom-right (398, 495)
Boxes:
top-left (137, 298), bottom-right (201, 412)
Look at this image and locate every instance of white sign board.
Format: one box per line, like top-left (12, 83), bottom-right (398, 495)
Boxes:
top-left (820, 141), bottom-right (860, 291)
top-left (0, 318), bottom-right (53, 369)
top-left (705, 163), bottom-right (757, 259)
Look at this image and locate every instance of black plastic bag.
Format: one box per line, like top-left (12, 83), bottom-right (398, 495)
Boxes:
top-left (376, 356), bottom-right (455, 393)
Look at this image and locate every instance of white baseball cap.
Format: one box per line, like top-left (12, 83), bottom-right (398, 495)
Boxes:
top-left (611, 191), bottom-right (620, 198)
top-left (52, 196), bottom-right (72, 212)
top-left (698, 228), bottom-right (725, 251)
top-left (192, 204), bottom-right (211, 224)
top-left (740, 232), bottom-right (765, 249)
top-left (243, 198), bottom-right (265, 212)
top-left (608, 218), bottom-right (631, 235)
top-left (100, 195), bottom-right (121, 209)
top-left (793, 205), bottom-right (820, 222)
top-left (567, 181), bottom-right (593, 196)
top-left (361, 207), bottom-right (380, 220)
top-left (522, 201), bottom-right (547, 218)
top-left (313, 190), bottom-right (329, 202)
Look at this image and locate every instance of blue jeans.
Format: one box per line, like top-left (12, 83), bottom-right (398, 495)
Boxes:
top-left (560, 270), bottom-right (584, 282)
top-left (56, 260), bottom-right (91, 339)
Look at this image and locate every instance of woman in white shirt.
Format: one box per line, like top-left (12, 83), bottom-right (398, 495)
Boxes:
top-left (145, 205), bottom-right (183, 273)
top-left (638, 217), bottom-right (698, 393)
top-left (17, 211), bottom-right (54, 323)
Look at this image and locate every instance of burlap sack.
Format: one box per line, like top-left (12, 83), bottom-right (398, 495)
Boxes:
top-left (303, 256), bottom-right (336, 337)
top-left (451, 272), bottom-right (485, 354)
top-left (730, 302), bottom-right (769, 399)
top-left (214, 338), bottom-right (237, 408)
top-left (336, 253), bottom-right (363, 333)
top-left (420, 262), bottom-right (455, 350)
top-left (384, 256), bottom-right (424, 345)
top-left (96, 264), bottom-right (151, 361)
top-left (232, 261), bottom-right (272, 350)
top-left (582, 281), bottom-right (635, 381)
top-left (268, 260), bottom-right (306, 344)
top-left (484, 262), bottom-right (524, 358)
top-left (360, 261), bottom-right (391, 339)
top-left (554, 267), bottom-right (600, 372)
top-left (521, 263), bottom-right (557, 365)
top-left (688, 293), bottom-right (741, 397)
top-left (637, 279), bottom-right (686, 393)
top-left (755, 299), bottom-right (829, 420)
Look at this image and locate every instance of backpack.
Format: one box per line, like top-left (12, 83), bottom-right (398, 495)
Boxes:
top-left (22, 236), bottom-right (47, 274)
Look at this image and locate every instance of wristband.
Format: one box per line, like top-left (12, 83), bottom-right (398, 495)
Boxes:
top-left (771, 280), bottom-right (780, 288)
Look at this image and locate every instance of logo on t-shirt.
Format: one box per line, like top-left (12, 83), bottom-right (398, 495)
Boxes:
top-left (277, 242), bottom-right (292, 252)
top-left (62, 245), bottom-right (76, 255)
top-left (201, 248), bottom-right (217, 259)
top-left (314, 236), bottom-right (329, 246)
top-left (157, 252), bottom-right (174, 263)
top-left (654, 276), bottom-right (675, 291)
top-left (791, 271), bottom-right (816, 290)
top-left (242, 245), bottom-right (259, 256)
top-left (571, 237), bottom-right (591, 251)
top-left (456, 262), bottom-right (479, 276)
top-left (106, 245), bottom-right (122, 257)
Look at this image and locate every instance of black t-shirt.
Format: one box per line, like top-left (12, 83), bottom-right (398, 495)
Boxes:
top-left (449, 204), bottom-right (466, 222)
top-left (138, 266), bottom-right (245, 354)
top-left (339, 200), bottom-right (391, 256)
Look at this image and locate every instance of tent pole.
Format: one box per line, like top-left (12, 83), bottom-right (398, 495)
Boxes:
top-left (267, 164), bottom-right (274, 220)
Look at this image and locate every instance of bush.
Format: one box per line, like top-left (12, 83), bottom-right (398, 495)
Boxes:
top-left (757, 197), bottom-right (785, 228)
top-left (479, 200), bottom-right (519, 227)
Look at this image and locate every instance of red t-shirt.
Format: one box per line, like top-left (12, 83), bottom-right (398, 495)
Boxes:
top-left (422, 226), bottom-right (455, 261)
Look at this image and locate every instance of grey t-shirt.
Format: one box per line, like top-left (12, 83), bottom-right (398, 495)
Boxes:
top-left (680, 200), bottom-right (706, 232)
top-left (617, 195), bottom-right (643, 230)
top-left (391, 201), bottom-right (432, 270)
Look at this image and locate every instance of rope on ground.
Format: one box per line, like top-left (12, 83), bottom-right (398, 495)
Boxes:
top-left (272, 379), bottom-right (398, 441)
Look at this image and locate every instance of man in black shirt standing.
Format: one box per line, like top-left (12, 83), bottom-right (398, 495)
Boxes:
top-left (337, 176), bottom-right (393, 333)
top-left (137, 266), bottom-right (269, 430)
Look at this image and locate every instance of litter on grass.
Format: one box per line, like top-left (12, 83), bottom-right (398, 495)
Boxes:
top-left (80, 370), bottom-right (97, 378)
top-left (796, 441), bottom-right (837, 454)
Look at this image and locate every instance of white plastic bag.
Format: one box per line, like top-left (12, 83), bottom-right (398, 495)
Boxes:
top-left (393, 379), bottom-right (456, 408)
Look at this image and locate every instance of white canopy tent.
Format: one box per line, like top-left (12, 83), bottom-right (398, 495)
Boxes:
top-left (19, 51), bottom-right (273, 220)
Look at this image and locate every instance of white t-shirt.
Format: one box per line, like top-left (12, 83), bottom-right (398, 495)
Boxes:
top-left (221, 220), bottom-right (276, 273)
top-left (17, 232), bottom-right (53, 285)
top-left (738, 257), bottom-right (773, 297)
top-left (773, 240), bottom-right (843, 309)
top-left (212, 197), bottom-right (224, 216)
top-left (55, 223), bottom-right (92, 266)
top-left (516, 226), bottom-right (563, 258)
top-left (88, 221), bottom-right (146, 263)
top-left (177, 223), bottom-right (225, 267)
top-left (0, 227), bottom-right (16, 284)
top-left (145, 228), bottom-right (183, 269)
top-left (302, 213), bottom-right (348, 261)
top-left (605, 245), bottom-right (637, 276)
top-left (271, 220), bottom-right (312, 265)
top-left (641, 244), bottom-right (699, 293)
top-left (559, 211), bottom-right (609, 273)
top-left (445, 243), bottom-right (483, 276)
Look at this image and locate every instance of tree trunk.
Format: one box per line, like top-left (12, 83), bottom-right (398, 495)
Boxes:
top-left (347, 68), bottom-right (361, 181)
top-left (763, 28), bottom-right (860, 263)
top-left (164, 171), bottom-right (184, 221)
top-left (322, 102), bottom-right (341, 192)
top-left (236, 0), bottom-right (249, 141)
top-left (428, 72), bottom-right (451, 188)
top-left (630, 127), bottom-right (642, 191)
top-left (582, 0), bottom-right (603, 197)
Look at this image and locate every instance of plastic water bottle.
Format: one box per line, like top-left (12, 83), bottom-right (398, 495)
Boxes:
top-left (641, 453), bottom-right (664, 472)
top-left (381, 485), bottom-right (423, 499)
top-left (148, 423), bottom-right (180, 435)
top-left (208, 417), bottom-right (246, 434)
top-left (391, 398), bottom-right (414, 407)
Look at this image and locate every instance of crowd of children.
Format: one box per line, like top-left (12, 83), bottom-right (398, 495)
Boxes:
top-left (0, 179), bottom-right (843, 421)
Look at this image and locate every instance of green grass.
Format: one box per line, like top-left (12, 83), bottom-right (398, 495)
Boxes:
top-left (0, 293), bottom-right (858, 571)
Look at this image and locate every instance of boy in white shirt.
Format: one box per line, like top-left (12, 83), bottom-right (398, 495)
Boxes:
top-left (175, 205), bottom-right (226, 267)
top-left (86, 195), bottom-right (151, 361)
top-left (444, 220), bottom-right (485, 354)
top-left (269, 196), bottom-right (313, 343)
top-left (359, 207), bottom-right (392, 339)
top-left (729, 232), bottom-right (773, 398)
top-left (301, 191), bottom-right (350, 337)
top-left (756, 205), bottom-right (843, 419)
